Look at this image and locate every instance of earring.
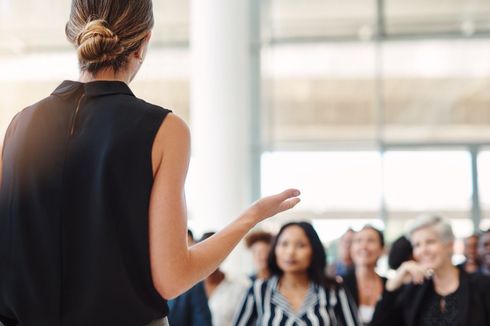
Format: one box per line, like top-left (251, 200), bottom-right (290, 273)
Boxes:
top-left (139, 58), bottom-right (143, 64)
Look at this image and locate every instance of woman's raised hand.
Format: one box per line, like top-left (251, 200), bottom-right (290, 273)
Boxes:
top-left (386, 260), bottom-right (432, 292)
top-left (245, 189), bottom-right (301, 225)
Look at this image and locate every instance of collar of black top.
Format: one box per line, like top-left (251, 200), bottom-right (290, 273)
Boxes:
top-left (52, 80), bottom-right (134, 98)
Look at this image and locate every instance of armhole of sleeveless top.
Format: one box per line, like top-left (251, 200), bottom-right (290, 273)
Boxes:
top-left (148, 109), bottom-right (173, 177)
top-left (2, 112), bottom-right (21, 158)
top-left (151, 108), bottom-right (173, 148)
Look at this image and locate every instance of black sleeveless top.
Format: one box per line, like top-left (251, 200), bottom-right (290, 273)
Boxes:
top-left (0, 81), bottom-right (170, 326)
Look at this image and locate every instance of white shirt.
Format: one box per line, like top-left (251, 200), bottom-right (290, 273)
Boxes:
top-left (359, 304), bottom-right (375, 324)
top-left (208, 277), bottom-right (247, 326)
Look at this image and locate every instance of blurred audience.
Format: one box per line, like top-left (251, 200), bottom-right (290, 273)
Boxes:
top-left (201, 232), bottom-right (248, 326)
top-left (167, 283), bottom-right (212, 326)
top-left (458, 233), bottom-right (480, 273)
top-left (167, 220), bottom-right (490, 326)
top-left (244, 230), bottom-right (274, 281)
top-left (477, 229), bottom-right (490, 276)
top-left (234, 222), bottom-right (360, 325)
top-left (344, 226), bottom-right (386, 326)
top-left (328, 228), bottom-right (355, 277)
top-left (371, 215), bottom-right (490, 326)
top-left (167, 230), bottom-right (212, 326)
top-left (388, 235), bottom-right (413, 270)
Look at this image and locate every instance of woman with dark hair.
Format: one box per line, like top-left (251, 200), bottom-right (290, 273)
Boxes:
top-left (0, 1), bottom-right (300, 325)
top-left (342, 226), bottom-right (386, 325)
top-left (387, 235), bottom-right (413, 270)
top-left (234, 222), bottom-right (360, 325)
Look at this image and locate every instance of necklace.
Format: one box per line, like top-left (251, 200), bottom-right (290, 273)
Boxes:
top-left (358, 277), bottom-right (381, 306)
top-left (439, 295), bottom-right (446, 313)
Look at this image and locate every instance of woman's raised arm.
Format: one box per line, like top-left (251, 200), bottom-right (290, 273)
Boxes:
top-left (149, 114), bottom-right (300, 299)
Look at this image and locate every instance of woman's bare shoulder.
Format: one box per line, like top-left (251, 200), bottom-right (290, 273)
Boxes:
top-left (151, 113), bottom-right (190, 175)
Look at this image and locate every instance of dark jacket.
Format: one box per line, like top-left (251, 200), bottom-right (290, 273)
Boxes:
top-left (167, 282), bottom-right (212, 326)
top-left (370, 269), bottom-right (490, 326)
top-left (342, 269), bottom-right (387, 308)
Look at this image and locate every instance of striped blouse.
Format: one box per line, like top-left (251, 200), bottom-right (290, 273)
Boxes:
top-left (233, 276), bottom-right (361, 326)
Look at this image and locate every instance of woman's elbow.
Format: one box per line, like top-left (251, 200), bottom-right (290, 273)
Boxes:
top-left (154, 280), bottom-right (185, 300)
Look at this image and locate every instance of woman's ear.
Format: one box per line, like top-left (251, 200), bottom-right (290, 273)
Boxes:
top-left (134, 32), bottom-right (152, 62)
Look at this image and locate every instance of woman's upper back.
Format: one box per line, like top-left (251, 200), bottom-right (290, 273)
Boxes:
top-left (0, 80), bottom-right (170, 326)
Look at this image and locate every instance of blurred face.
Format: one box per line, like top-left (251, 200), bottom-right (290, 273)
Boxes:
top-left (411, 227), bottom-right (453, 271)
top-left (464, 235), bottom-right (478, 261)
top-left (275, 226), bottom-right (313, 274)
top-left (251, 241), bottom-right (271, 272)
top-left (339, 230), bottom-right (354, 264)
top-left (478, 233), bottom-right (490, 269)
top-left (351, 229), bottom-right (383, 267)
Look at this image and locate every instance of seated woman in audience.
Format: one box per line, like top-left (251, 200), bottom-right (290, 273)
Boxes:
top-left (244, 230), bottom-right (274, 281)
top-left (371, 214), bottom-right (490, 326)
top-left (234, 222), bottom-right (361, 326)
top-left (343, 226), bottom-right (386, 325)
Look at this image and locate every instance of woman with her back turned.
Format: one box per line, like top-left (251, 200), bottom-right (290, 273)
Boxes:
top-left (0, 1), bottom-right (300, 325)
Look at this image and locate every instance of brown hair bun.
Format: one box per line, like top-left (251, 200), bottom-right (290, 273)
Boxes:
top-left (76, 19), bottom-right (124, 65)
top-left (66, 0), bottom-right (154, 74)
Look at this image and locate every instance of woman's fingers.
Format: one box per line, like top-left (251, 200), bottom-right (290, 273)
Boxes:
top-left (251, 189), bottom-right (301, 220)
top-left (403, 262), bottom-right (429, 284)
top-left (277, 197), bottom-right (301, 213)
top-left (277, 189), bottom-right (301, 201)
top-left (388, 261), bottom-right (432, 291)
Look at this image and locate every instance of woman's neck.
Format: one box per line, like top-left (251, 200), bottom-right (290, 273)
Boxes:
top-left (79, 68), bottom-right (130, 84)
top-left (257, 268), bottom-right (270, 280)
top-left (433, 262), bottom-right (459, 295)
top-left (355, 265), bottom-right (378, 280)
top-left (279, 272), bottom-right (310, 290)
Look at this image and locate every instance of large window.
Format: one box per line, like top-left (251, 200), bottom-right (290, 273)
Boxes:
top-left (479, 150), bottom-right (490, 229)
top-left (266, 0), bottom-right (376, 41)
top-left (383, 150), bottom-right (472, 211)
top-left (262, 43), bottom-right (377, 147)
top-left (385, 0), bottom-right (490, 36)
top-left (381, 40), bottom-right (490, 144)
top-left (261, 151), bottom-right (382, 213)
top-left (2, 0), bottom-right (490, 242)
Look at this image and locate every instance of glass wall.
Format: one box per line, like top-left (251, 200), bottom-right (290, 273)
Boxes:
top-left (383, 150), bottom-right (471, 212)
top-left (479, 149), bottom-right (490, 230)
top-left (385, 0), bottom-right (490, 36)
top-left (262, 0), bottom-right (490, 242)
top-left (261, 151), bottom-right (382, 213)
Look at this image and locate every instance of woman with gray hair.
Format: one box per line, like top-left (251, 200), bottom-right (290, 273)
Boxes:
top-left (371, 214), bottom-right (490, 326)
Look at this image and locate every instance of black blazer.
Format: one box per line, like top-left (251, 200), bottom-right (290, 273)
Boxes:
top-left (342, 269), bottom-right (387, 308)
top-left (370, 270), bottom-right (490, 326)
